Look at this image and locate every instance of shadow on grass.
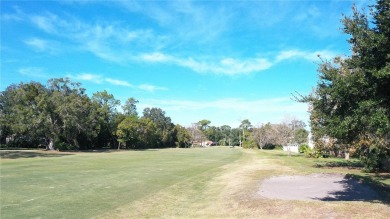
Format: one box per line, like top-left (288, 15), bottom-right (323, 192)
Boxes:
top-left (317, 174), bottom-right (390, 204)
top-left (0, 150), bottom-right (75, 159)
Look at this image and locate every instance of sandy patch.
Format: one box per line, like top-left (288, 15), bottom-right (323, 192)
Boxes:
top-left (258, 173), bottom-right (379, 201)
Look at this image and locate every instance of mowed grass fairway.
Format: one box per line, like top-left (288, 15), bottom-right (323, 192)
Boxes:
top-left (1, 148), bottom-right (389, 218)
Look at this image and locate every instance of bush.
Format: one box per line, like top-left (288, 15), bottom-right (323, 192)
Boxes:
top-left (261, 143), bottom-right (274, 150)
top-left (242, 140), bottom-right (254, 149)
top-left (305, 149), bottom-right (321, 158)
top-left (56, 142), bottom-right (78, 151)
top-left (298, 144), bottom-right (311, 153)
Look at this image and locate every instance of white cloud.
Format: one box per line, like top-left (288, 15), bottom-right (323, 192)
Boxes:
top-left (135, 1), bottom-right (230, 42)
top-left (138, 52), bottom-right (273, 75)
top-left (24, 11), bottom-right (339, 76)
top-left (24, 38), bottom-right (48, 51)
top-left (140, 52), bottom-right (172, 62)
top-left (178, 57), bottom-right (273, 75)
top-left (68, 73), bottom-right (103, 84)
top-left (24, 38), bottom-right (60, 54)
top-left (19, 67), bottom-right (49, 78)
top-left (137, 49), bottom-right (337, 76)
top-left (138, 84), bottom-right (168, 92)
top-left (105, 78), bottom-right (133, 87)
top-left (31, 14), bottom-right (58, 34)
top-left (276, 49), bottom-right (337, 63)
top-left (60, 72), bottom-right (170, 92)
top-left (1, 6), bottom-right (25, 22)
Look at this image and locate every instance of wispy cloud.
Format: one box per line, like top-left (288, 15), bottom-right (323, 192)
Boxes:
top-left (178, 57), bottom-right (272, 75)
top-left (68, 73), bottom-right (103, 84)
top-left (276, 49), bottom-right (337, 62)
top-left (137, 49), bottom-right (335, 75)
top-left (138, 84), bottom-right (168, 92)
top-left (24, 38), bottom-right (48, 51)
top-left (1, 6), bottom-right (25, 22)
top-left (24, 38), bottom-right (60, 54)
top-left (19, 8), bottom-right (338, 76)
top-left (19, 67), bottom-right (49, 78)
top-left (105, 78), bottom-right (133, 87)
top-left (140, 52), bottom-right (172, 62)
top-left (130, 1), bottom-right (231, 43)
top-left (67, 73), bottom-right (166, 92)
top-left (31, 13), bottom-right (59, 34)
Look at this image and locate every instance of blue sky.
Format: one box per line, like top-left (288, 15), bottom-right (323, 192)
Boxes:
top-left (1, 0), bottom-right (369, 128)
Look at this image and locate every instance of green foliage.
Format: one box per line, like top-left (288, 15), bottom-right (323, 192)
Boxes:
top-left (92, 90), bottom-right (121, 149)
top-left (360, 147), bottom-right (390, 172)
top-left (294, 129), bottom-right (309, 144)
top-left (56, 142), bottom-right (78, 151)
top-left (305, 149), bottom-right (321, 158)
top-left (315, 159), bottom-right (363, 168)
top-left (174, 124), bottom-right (192, 148)
top-left (262, 143), bottom-right (283, 150)
top-left (143, 107), bottom-right (175, 147)
top-left (298, 144), bottom-right (311, 154)
top-left (242, 139), bottom-right (256, 149)
top-left (298, 1), bottom-right (390, 171)
top-left (122, 97), bottom-right (139, 117)
top-left (1, 79), bottom-right (185, 150)
top-left (116, 116), bottom-right (159, 149)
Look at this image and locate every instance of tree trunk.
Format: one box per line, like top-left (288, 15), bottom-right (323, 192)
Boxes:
top-left (47, 138), bottom-right (55, 150)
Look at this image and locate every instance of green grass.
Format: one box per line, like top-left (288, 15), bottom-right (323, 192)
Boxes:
top-left (0, 148), bottom-right (242, 218)
top-left (1, 148), bottom-right (389, 218)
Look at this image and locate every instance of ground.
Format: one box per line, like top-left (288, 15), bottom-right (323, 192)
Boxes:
top-left (1, 148), bottom-right (389, 218)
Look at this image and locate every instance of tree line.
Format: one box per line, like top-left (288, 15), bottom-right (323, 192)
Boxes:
top-left (298, 0), bottom-right (390, 171)
top-left (0, 78), bottom-right (192, 150)
top-left (0, 78), bottom-right (308, 151)
top-left (189, 118), bottom-right (308, 149)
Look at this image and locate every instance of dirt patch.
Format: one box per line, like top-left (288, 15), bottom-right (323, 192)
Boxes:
top-left (258, 173), bottom-right (379, 201)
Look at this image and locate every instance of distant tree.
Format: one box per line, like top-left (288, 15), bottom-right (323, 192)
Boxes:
top-left (251, 123), bottom-right (273, 149)
top-left (294, 128), bottom-right (309, 144)
top-left (197, 119), bottom-right (211, 145)
top-left (0, 78), bottom-right (99, 150)
top-left (122, 97), bottom-right (139, 117)
top-left (0, 82), bottom-right (50, 148)
top-left (137, 117), bottom-right (159, 148)
top-left (117, 116), bottom-right (139, 149)
top-left (205, 126), bottom-right (223, 143)
top-left (220, 125), bottom-right (232, 146)
top-left (239, 119), bottom-right (252, 144)
top-left (143, 107), bottom-right (175, 147)
top-left (273, 123), bottom-right (292, 146)
top-left (92, 90), bottom-right (121, 148)
top-left (174, 124), bottom-right (192, 148)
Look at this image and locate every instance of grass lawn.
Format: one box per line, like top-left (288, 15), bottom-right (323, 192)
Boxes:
top-left (1, 148), bottom-right (389, 218)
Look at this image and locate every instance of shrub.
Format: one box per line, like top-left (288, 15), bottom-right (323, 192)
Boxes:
top-left (263, 143), bottom-right (276, 150)
top-left (298, 144), bottom-right (311, 153)
top-left (56, 142), bottom-right (78, 151)
top-left (305, 149), bottom-right (321, 158)
top-left (243, 140), bottom-right (256, 149)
